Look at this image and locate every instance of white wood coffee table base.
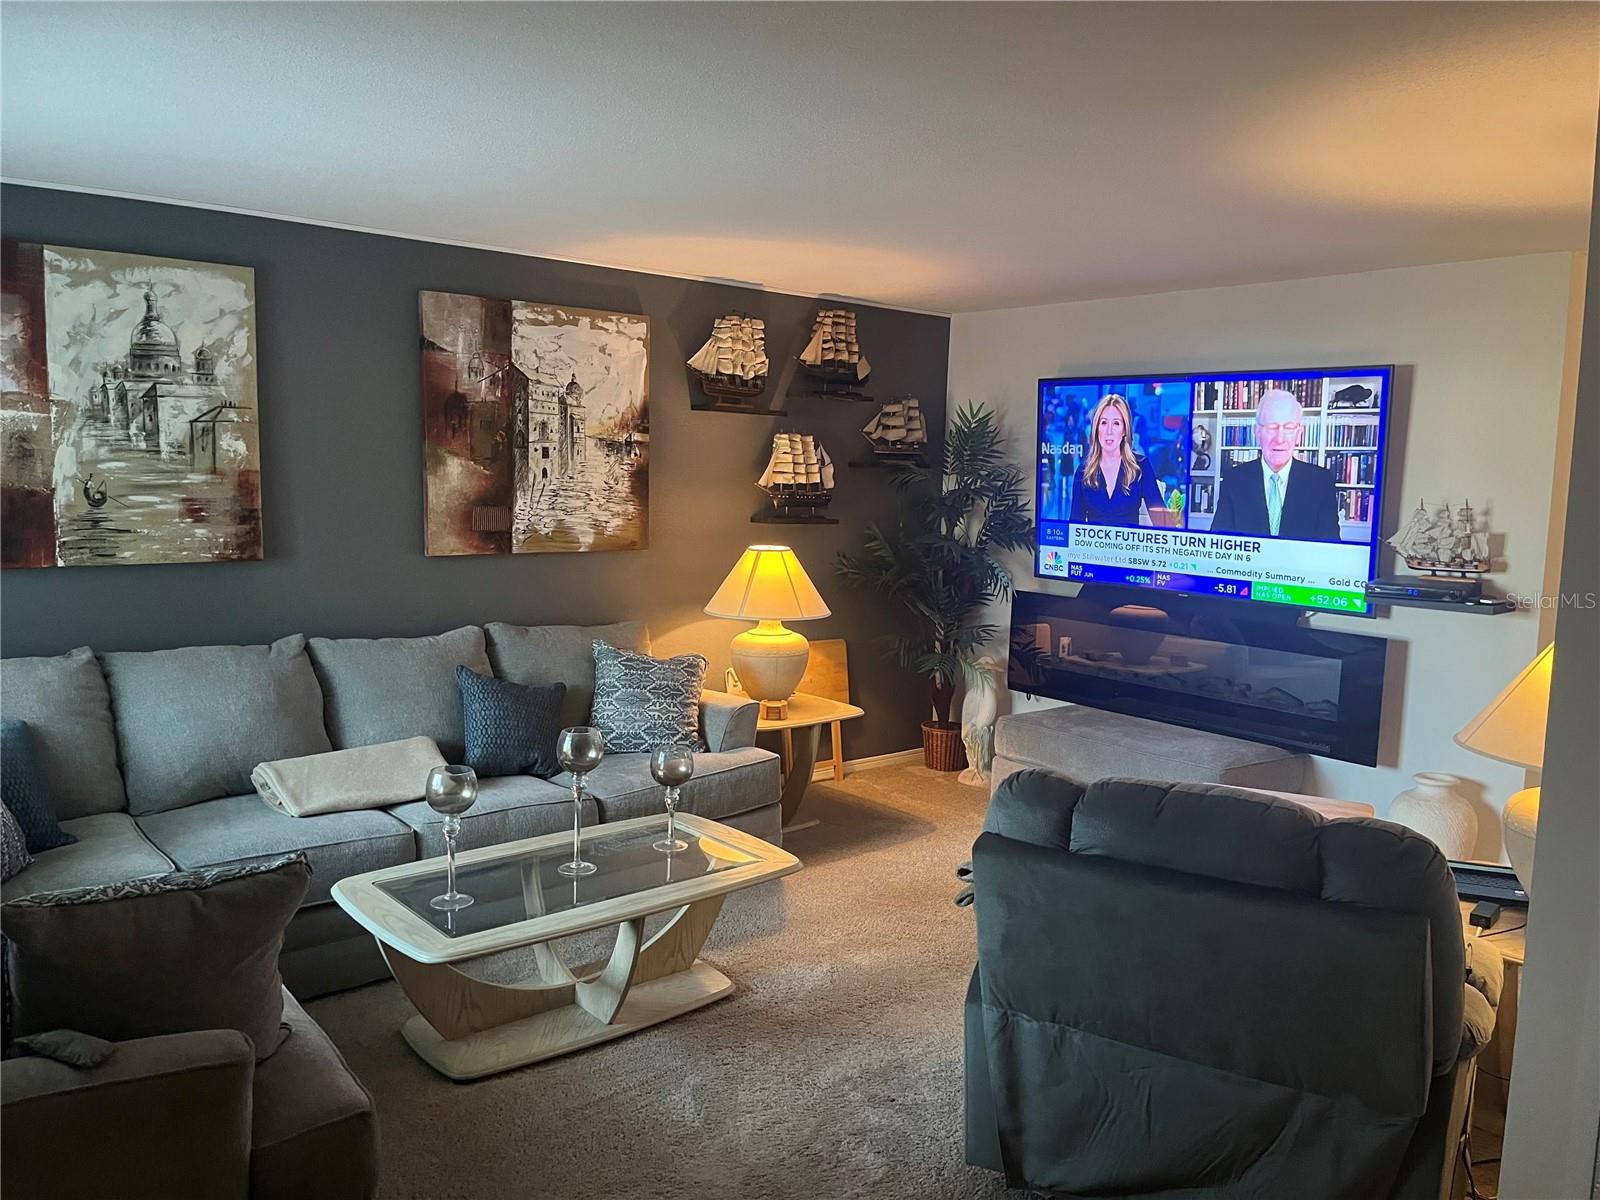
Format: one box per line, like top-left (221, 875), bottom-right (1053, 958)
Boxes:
top-left (381, 895), bottom-right (728, 1081)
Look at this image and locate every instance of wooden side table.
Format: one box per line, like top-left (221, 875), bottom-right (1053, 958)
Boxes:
top-left (1458, 902), bottom-right (1527, 1136)
top-left (755, 692), bottom-right (865, 831)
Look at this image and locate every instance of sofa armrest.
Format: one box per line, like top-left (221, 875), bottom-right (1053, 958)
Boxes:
top-left (700, 689), bottom-right (759, 752)
top-left (2, 1028), bottom-right (255, 1200)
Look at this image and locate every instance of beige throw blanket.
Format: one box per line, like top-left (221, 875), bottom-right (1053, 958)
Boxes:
top-left (252, 737), bottom-right (446, 817)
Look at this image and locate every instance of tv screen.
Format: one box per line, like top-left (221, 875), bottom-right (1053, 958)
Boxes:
top-left (1036, 366), bottom-right (1393, 615)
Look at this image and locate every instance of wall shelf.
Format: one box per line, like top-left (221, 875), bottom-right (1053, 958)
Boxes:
top-left (698, 403), bottom-right (788, 416)
top-left (750, 512), bottom-right (839, 525)
top-left (790, 392), bottom-right (876, 406)
top-left (1368, 595), bottom-right (1516, 615)
top-left (847, 456), bottom-right (926, 470)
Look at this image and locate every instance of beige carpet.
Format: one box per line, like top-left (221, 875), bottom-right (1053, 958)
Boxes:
top-left (309, 763), bottom-right (1016, 1200)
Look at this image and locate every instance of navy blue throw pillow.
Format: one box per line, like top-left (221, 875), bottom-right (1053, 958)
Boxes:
top-left (458, 666), bottom-right (566, 779)
top-left (0, 720), bottom-right (75, 854)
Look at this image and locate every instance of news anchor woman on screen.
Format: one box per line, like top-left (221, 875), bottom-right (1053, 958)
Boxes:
top-left (1069, 394), bottom-right (1177, 528)
top-left (1210, 389), bottom-right (1342, 541)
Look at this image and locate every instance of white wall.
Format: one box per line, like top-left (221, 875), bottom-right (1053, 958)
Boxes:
top-left (1499, 148), bottom-right (1599, 1200)
top-left (949, 253), bottom-right (1581, 857)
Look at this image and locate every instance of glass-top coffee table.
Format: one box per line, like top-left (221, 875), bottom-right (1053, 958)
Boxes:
top-left (332, 813), bottom-right (801, 1080)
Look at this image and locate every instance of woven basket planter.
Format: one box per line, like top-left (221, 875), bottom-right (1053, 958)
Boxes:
top-left (922, 721), bottom-right (968, 773)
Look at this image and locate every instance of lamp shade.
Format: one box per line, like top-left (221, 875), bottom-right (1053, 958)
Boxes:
top-left (1454, 642), bottom-right (1554, 769)
top-left (705, 545), bottom-right (831, 621)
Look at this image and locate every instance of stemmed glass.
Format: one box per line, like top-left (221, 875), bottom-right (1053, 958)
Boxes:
top-left (557, 726), bottom-right (603, 878)
top-left (651, 744), bottom-right (695, 853)
top-left (426, 765), bottom-right (478, 911)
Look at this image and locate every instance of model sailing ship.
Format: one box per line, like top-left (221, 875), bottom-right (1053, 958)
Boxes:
top-left (754, 432), bottom-right (837, 522)
top-left (686, 314), bottom-right (769, 406)
top-left (798, 308), bottom-right (871, 399)
top-left (861, 396), bottom-right (928, 462)
top-left (1387, 499), bottom-right (1490, 575)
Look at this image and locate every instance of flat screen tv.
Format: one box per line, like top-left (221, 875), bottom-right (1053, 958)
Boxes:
top-left (1036, 366), bottom-right (1393, 615)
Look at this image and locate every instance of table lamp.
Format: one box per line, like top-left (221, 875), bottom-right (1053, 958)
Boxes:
top-left (1454, 642), bottom-right (1554, 893)
top-left (705, 545), bottom-right (831, 720)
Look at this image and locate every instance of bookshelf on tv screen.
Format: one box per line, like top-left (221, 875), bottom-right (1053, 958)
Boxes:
top-left (1036, 366), bottom-right (1393, 615)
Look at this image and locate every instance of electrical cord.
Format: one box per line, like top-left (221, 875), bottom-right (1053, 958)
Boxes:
top-left (1483, 918), bottom-right (1527, 939)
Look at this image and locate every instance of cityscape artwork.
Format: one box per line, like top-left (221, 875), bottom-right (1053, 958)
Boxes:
top-left (420, 290), bottom-right (649, 555)
top-left (0, 241), bottom-right (261, 568)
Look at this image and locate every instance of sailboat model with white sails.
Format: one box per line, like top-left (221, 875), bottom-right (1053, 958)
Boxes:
top-left (687, 314), bottom-right (769, 405)
top-left (798, 308), bottom-right (871, 399)
top-left (754, 432), bottom-right (838, 523)
top-left (861, 396), bottom-right (928, 462)
top-left (1386, 498), bottom-right (1490, 575)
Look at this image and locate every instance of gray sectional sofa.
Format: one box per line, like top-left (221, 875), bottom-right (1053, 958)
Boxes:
top-left (2, 619), bottom-right (781, 998)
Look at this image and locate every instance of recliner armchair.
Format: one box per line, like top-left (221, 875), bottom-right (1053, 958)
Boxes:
top-left (964, 772), bottom-right (1501, 1200)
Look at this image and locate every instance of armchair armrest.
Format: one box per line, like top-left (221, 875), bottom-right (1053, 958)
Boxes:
top-left (2, 1028), bottom-right (255, 1200)
top-left (700, 688), bottom-right (759, 752)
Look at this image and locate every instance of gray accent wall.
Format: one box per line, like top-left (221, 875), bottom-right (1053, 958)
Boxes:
top-left (0, 184), bottom-right (950, 760)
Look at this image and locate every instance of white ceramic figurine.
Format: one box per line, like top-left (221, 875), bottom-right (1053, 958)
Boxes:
top-left (958, 656), bottom-right (1004, 787)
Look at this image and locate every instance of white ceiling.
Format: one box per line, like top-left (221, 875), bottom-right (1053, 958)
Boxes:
top-left (2, 2), bottom-right (1596, 314)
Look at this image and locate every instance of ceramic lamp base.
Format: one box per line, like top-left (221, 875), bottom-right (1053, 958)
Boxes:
top-left (730, 620), bottom-right (810, 710)
top-left (1503, 785), bottom-right (1539, 894)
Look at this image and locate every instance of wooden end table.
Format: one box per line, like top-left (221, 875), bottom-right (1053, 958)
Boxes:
top-left (756, 691), bottom-right (864, 832)
top-left (1458, 902), bottom-right (1527, 1139)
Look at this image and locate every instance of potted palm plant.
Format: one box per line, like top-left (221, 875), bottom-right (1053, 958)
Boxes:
top-left (836, 403), bottom-right (1035, 771)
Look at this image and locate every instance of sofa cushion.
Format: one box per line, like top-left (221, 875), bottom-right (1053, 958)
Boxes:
top-left (590, 641), bottom-right (708, 753)
top-left (137, 796), bottom-right (416, 907)
top-left (102, 636), bottom-right (332, 816)
top-left (484, 620), bottom-right (650, 729)
top-left (309, 626), bottom-right (490, 761)
top-left (387, 773), bottom-right (589, 857)
top-left (1, 813), bottom-right (175, 901)
top-left (251, 988), bottom-right (378, 1200)
top-left (2, 853), bottom-right (310, 1061)
top-left (1, 720), bottom-right (75, 852)
top-left (562, 747), bottom-right (779, 823)
top-left (458, 665), bottom-right (565, 778)
top-left (0, 646), bottom-right (126, 817)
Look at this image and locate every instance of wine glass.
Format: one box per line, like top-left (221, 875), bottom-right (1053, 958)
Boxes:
top-left (426, 765), bottom-right (478, 911)
top-left (651, 745), bottom-right (695, 853)
top-left (557, 726), bottom-right (603, 878)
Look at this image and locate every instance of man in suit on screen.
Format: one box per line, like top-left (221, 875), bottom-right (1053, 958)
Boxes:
top-left (1210, 389), bottom-right (1343, 542)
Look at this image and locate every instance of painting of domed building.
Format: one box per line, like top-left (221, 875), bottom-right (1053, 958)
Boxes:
top-left (0, 241), bottom-right (260, 568)
top-left (421, 289), bottom-right (648, 556)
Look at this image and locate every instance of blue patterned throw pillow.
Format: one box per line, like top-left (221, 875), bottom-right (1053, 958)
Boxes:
top-left (589, 641), bottom-right (707, 754)
top-left (458, 666), bottom-right (566, 778)
top-left (1, 803), bottom-right (32, 883)
top-left (0, 720), bottom-right (75, 854)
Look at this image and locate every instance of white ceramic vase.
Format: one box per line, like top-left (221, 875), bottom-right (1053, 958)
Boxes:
top-left (1389, 772), bottom-right (1477, 860)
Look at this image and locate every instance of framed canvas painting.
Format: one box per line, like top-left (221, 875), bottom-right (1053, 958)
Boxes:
top-left (421, 291), bottom-right (648, 555)
top-left (1, 241), bottom-right (261, 568)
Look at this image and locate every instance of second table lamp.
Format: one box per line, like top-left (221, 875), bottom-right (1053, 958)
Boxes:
top-left (705, 545), bottom-right (831, 719)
